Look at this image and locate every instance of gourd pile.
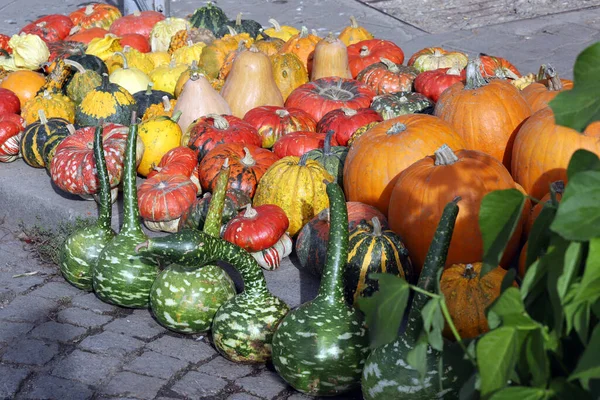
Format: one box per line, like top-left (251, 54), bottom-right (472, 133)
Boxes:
top-left (1, 2), bottom-right (597, 398)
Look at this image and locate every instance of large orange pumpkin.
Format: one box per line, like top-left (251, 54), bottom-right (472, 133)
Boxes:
top-left (0, 71), bottom-right (46, 108)
top-left (388, 145), bottom-right (524, 273)
top-left (511, 107), bottom-right (600, 201)
top-left (440, 262), bottom-right (517, 339)
top-left (343, 114), bottom-right (465, 216)
top-left (521, 64), bottom-right (573, 113)
top-left (434, 58), bottom-right (532, 170)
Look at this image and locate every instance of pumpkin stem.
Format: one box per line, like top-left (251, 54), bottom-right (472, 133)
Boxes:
top-left (223, 157), bottom-right (229, 168)
top-left (386, 122), bottom-right (407, 135)
top-left (248, 45), bottom-right (260, 53)
top-left (324, 130), bottom-right (335, 155)
top-left (311, 29), bottom-right (319, 37)
top-left (226, 26), bottom-right (238, 36)
top-left (130, 110), bottom-right (137, 125)
top-left (207, 114), bottom-right (229, 130)
top-left (169, 58), bottom-right (177, 69)
top-left (42, 90), bottom-right (51, 100)
top-left (38, 110), bottom-right (48, 125)
top-left (187, 39), bottom-right (194, 47)
top-left (349, 16), bottom-right (359, 28)
top-left (447, 63), bottom-right (463, 76)
top-left (275, 109), bottom-right (289, 118)
top-left (101, 73), bottom-right (110, 90)
top-left (69, 26), bottom-right (81, 35)
top-left (171, 110), bottom-right (183, 123)
top-left (84, 4), bottom-right (94, 15)
top-left (66, 124), bottom-right (76, 135)
top-left (341, 107), bottom-right (357, 116)
top-left (463, 264), bottom-right (477, 279)
top-left (161, 96), bottom-right (171, 112)
top-left (380, 58), bottom-right (399, 73)
top-left (268, 18), bottom-right (282, 32)
top-left (434, 144), bottom-right (459, 166)
top-left (240, 147), bottom-right (256, 167)
top-left (190, 59), bottom-right (198, 69)
top-left (359, 45), bottom-right (370, 57)
top-left (464, 57), bottom-right (488, 90)
top-left (370, 216), bottom-right (383, 236)
top-left (144, 82), bottom-right (154, 95)
top-left (541, 64), bottom-right (563, 91)
top-left (324, 32), bottom-right (337, 43)
top-left (299, 26), bottom-right (308, 38)
top-left (550, 180), bottom-right (565, 194)
top-left (114, 51), bottom-right (129, 70)
top-left (243, 203), bottom-right (258, 218)
top-left (63, 59), bottom-right (86, 74)
top-left (299, 152), bottom-right (310, 166)
top-left (235, 12), bottom-right (242, 26)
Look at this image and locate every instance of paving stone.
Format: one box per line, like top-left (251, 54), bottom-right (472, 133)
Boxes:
top-left (28, 281), bottom-right (83, 300)
top-left (102, 371), bottom-right (167, 398)
top-left (0, 365), bottom-right (30, 399)
top-left (0, 271), bottom-right (45, 295)
top-left (104, 310), bottom-right (166, 340)
top-left (79, 331), bottom-right (145, 357)
top-left (196, 356), bottom-right (253, 380)
top-left (0, 295), bottom-right (58, 323)
top-left (123, 350), bottom-right (188, 379)
top-left (71, 292), bottom-right (117, 314)
top-left (24, 374), bottom-right (93, 400)
top-left (2, 339), bottom-right (59, 365)
top-left (236, 370), bottom-right (289, 400)
top-left (29, 321), bottom-right (87, 343)
top-left (0, 321), bottom-right (34, 342)
top-left (171, 371), bottom-right (228, 398)
top-left (147, 335), bottom-right (216, 363)
top-left (286, 394), bottom-right (316, 400)
top-left (227, 394), bottom-right (263, 400)
top-left (52, 350), bottom-right (122, 385)
top-left (57, 307), bottom-right (113, 328)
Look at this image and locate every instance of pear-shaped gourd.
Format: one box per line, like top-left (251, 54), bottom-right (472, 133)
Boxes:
top-left (173, 71), bottom-right (232, 134)
top-left (109, 51), bottom-right (152, 95)
top-left (271, 181), bottom-right (369, 396)
top-left (137, 110), bottom-right (183, 177)
top-left (59, 123), bottom-right (116, 291)
top-left (149, 160), bottom-right (236, 334)
top-left (220, 46), bottom-right (284, 118)
top-left (310, 33), bottom-right (352, 81)
top-left (93, 112), bottom-right (159, 308)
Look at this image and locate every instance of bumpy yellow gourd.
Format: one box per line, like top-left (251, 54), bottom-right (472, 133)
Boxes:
top-left (85, 34), bottom-right (123, 61)
top-left (137, 111), bottom-right (183, 176)
top-left (260, 19), bottom-right (299, 41)
top-left (338, 16), bottom-right (374, 46)
top-left (22, 90), bottom-right (75, 124)
top-left (149, 60), bottom-right (188, 95)
top-left (147, 51), bottom-right (172, 68)
top-left (108, 52), bottom-right (152, 95)
top-left (106, 46), bottom-right (154, 75)
top-left (171, 41), bottom-right (206, 66)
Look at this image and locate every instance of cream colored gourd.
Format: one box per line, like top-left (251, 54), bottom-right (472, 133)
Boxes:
top-left (109, 52), bottom-right (152, 95)
top-left (173, 72), bottom-right (232, 134)
top-left (310, 33), bottom-right (352, 81)
top-left (220, 46), bottom-right (283, 118)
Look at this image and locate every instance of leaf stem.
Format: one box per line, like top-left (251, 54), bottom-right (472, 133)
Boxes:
top-left (409, 285), bottom-right (440, 299)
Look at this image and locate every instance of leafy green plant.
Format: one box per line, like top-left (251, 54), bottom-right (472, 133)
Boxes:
top-left (361, 42), bottom-right (600, 400)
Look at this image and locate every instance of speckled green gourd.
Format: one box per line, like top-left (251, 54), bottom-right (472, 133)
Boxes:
top-left (370, 91), bottom-right (434, 120)
top-left (271, 182), bottom-right (370, 396)
top-left (361, 198), bottom-right (467, 399)
top-left (149, 161), bottom-right (236, 334)
top-left (93, 114), bottom-right (159, 308)
top-left (136, 229), bottom-right (290, 364)
top-left (59, 124), bottom-right (116, 291)
top-left (305, 130), bottom-right (348, 187)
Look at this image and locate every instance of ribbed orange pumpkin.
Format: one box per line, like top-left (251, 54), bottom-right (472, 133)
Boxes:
top-left (343, 114), bottom-right (465, 216)
top-left (511, 107), bottom-right (600, 201)
top-left (388, 145), bottom-right (524, 273)
top-left (521, 64), bottom-right (573, 113)
top-left (440, 263), bottom-right (517, 339)
top-left (434, 58), bottom-right (532, 170)
top-left (279, 26), bottom-right (320, 73)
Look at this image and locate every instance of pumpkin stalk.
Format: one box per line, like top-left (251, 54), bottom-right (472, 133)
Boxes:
top-left (226, 26), bottom-right (238, 36)
top-left (463, 263), bottom-right (477, 279)
top-left (207, 113), bottom-right (229, 129)
top-left (341, 107), bottom-right (357, 116)
top-left (275, 109), bottom-right (289, 118)
top-left (550, 180), bottom-right (565, 205)
top-left (298, 152), bottom-right (310, 166)
top-left (370, 216), bottom-right (382, 236)
top-left (240, 147), bottom-right (256, 167)
top-left (171, 110), bottom-right (183, 123)
top-left (323, 130), bottom-right (335, 155)
top-left (243, 203), bottom-right (258, 218)
top-left (203, 159), bottom-right (230, 237)
top-left (94, 120), bottom-right (112, 230)
top-left (464, 58), bottom-right (488, 90)
top-left (359, 46), bottom-right (370, 57)
top-left (386, 122), bottom-right (407, 135)
top-left (434, 144), bottom-right (459, 166)
top-left (349, 16), bottom-right (359, 28)
top-left (161, 96), bottom-right (172, 112)
top-left (144, 82), bottom-right (154, 95)
top-left (541, 64), bottom-right (563, 91)
top-left (122, 111), bottom-right (143, 235)
top-left (38, 109), bottom-right (48, 125)
top-left (114, 51), bottom-right (130, 70)
top-left (66, 124), bottom-right (77, 135)
top-left (299, 26), bottom-right (308, 38)
top-left (64, 59), bottom-right (87, 74)
top-left (380, 57), bottom-right (400, 73)
top-left (268, 18), bottom-right (282, 32)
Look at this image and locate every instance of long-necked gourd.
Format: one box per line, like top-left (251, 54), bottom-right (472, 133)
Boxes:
top-left (361, 198), bottom-right (468, 399)
top-left (271, 181), bottom-right (369, 396)
top-left (149, 160), bottom-right (236, 333)
top-left (135, 227), bottom-right (290, 363)
top-left (93, 113), bottom-right (159, 308)
top-left (59, 123), bottom-right (116, 291)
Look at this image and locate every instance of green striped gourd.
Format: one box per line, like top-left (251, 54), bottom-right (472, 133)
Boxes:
top-left (136, 230), bottom-right (290, 363)
top-left (361, 198), bottom-right (467, 399)
top-left (20, 110), bottom-right (70, 168)
top-left (346, 216), bottom-right (413, 307)
top-left (149, 160), bottom-right (236, 334)
top-left (59, 123), bottom-right (116, 290)
top-left (42, 123), bottom-right (74, 172)
top-left (93, 113), bottom-right (159, 308)
top-left (271, 181), bottom-right (370, 396)
top-left (304, 130), bottom-right (348, 186)
top-left (189, 2), bottom-right (228, 34)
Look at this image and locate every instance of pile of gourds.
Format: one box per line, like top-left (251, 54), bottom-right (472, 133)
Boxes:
top-left (0, 2), bottom-right (598, 398)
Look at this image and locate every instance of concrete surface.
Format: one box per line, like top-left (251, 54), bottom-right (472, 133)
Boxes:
top-left (0, 0), bottom-right (599, 398)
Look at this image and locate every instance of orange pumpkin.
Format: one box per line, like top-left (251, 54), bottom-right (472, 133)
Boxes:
top-left (521, 64), bottom-right (573, 113)
top-left (434, 58), bottom-right (532, 170)
top-left (512, 107), bottom-right (600, 201)
top-left (440, 262), bottom-right (517, 339)
top-left (279, 26), bottom-right (320, 73)
top-left (525, 181), bottom-right (564, 237)
top-left (478, 54), bottom-right (521, 79)
top-left (338, 16), bottom-right (374, 46)
top-left (407, 47), bottom-right (468, 73)
top-left (0, 71), bottom-right (46, 108)
top-left (388, 145), bottom-right (524, 273)
top-left (518, 241), bottom-right (529, 278)
top-left (343, 114), bottom-right (465, 216)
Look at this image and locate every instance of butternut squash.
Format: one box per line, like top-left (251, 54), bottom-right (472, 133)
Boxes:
top-left (310, 33), bottom-right (352, 81)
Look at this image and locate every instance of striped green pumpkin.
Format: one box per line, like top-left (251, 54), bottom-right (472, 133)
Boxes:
top-left (345, 217), bottom-right (413, 307)
top-left (189, 2), bottom-right (228, 34)
top-left (20, 110), bottom-right (70, 168)
top-left (42, 124), bottom-right (74, 172)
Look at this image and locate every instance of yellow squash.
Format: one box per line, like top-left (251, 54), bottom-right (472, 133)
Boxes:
top-left (338, 16), bottom-right (374, 46)
top-left (147, 51), bottom-right (172, 69)
top-left (171, 40), bottom-right (206, 65)
top-left (270, 52), bottom-right (308, 101)
top-left (149, 60), bottom-right (188, 95)
top-left (108, 52), bottom-right (152, 95)
top-left (106, 46), bottom-right (154, 75)
top-left (260, 19), bottom-right (299, 41)
top-left (142, 96), bottom-right (177, 121)
top-left (22, 90), bottom-right (75, 124)
top-left (199, 33), bottom-right (253, 79)
top-left (137, 110), bottom-right (183, 176)
top-left (85, 34), bottom-right (122, 61)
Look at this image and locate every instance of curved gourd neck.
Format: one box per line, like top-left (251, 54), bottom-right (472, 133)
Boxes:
top-left (121, 114), bottom-right (144, 235)
top-left (93, 122), bottom-right (112, 230)
top-left (203, 160), bottom-right (230, 237)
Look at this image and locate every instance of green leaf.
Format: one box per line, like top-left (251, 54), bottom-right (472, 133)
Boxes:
top-left (569, 324), bottom-right (600, 389)
top-left (521, 258), bottom-right (548, 303)
top-left (526, 205), bottom-right (557, 268)
top-left (421, 298), bottom-right (444, 351)
top-left (568, 150), bottom-right (600, 180)
top-left (358, 273), bottom-right (410, 348)
top-left (557, 242), bottom-right (584, 302)
top-left (406, 333), bottom-right (429, 381)
top-left (459, 373), bottom-right (478, 400)
top-left (574, 237), bottom-right (600, 304)
top-left (549, 42), bottom-right (600, 132)
top-left (545, 236), bottom-right (570, 333)
top-left (501, 268), bottom-right (517, 293)
top-left (487, 287), bottom-right (526, 330)
top-left (479, 189), bottom-right (526, 277)
top-left (489, 386), bottom-right (548, 400)
top-left (550, 171), bottom-right (600, 241)
top-left (477, 326), bottom-right (519, 396)
top-left (525, 329), bottom-right (550, 388)
top-left (550, 378), bottom-right (595, 400)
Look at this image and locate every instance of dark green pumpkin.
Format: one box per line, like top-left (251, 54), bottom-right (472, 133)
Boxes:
top-left (177, 188), bottom-right (251, 231)
top-left (345, 217), bottom-right (413, 307)
top-left (305, 130), bottom-right (348, 186)
top-left (371, 91), bottom-right (434, 120)
top-left (133, 83), bottom-right (174, 118)
top-left (67, 54), bottom-right (109, 76)
top-left (65, 59), bottom-right (102, 104)
top-left (216, 13), bottom-right (263, 39)
top-left (42, 124), bottom-right (74, 172)
top-left (189, 2), bottom-right (229, 35)
top-left (75, 74), bottom-right (136, 127)
top-left (20, 110), bottom-right (71, 168)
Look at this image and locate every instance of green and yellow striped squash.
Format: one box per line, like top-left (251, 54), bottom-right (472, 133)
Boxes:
top-left (75, 73), bottom-right (136, 127)
top-left (20, 110), bottom-right (71, 168)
